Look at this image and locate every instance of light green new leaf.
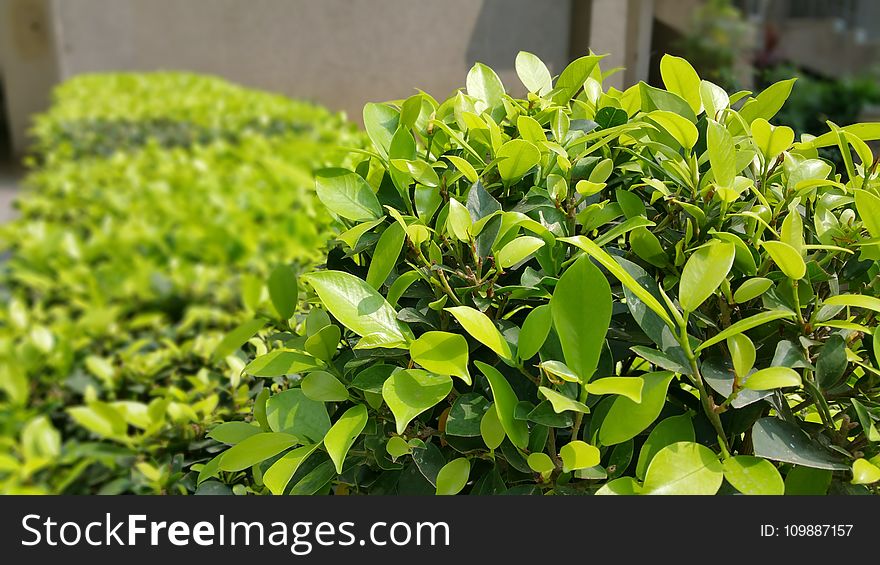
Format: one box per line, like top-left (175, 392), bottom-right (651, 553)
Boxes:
top-left (480, 404), bottom-right (505, 450)
top-left (727, 334), bottom-right (756, 378)
top-left (337, 218), bottom-right (385, 250)
top-left (700, 80), bottom-right (729, 118)
top-left (527, 453), bottom-right (554, 475)
top-left (648, 110), bottom-right (698, 150)
top-left (855, 189), bottom-right (880, 238)
top-left (245, 350), bottom-right (322, 377)
top-left (635, 414), bottom-right (694, 480)
top-left (383, 369), bottom-right (453, 435)
top-left (744, 367), bottom-right (802, 390)
top-left (436, 458), bottom-right (471, 495)
top-left (265, 389), bottom-right (330, 442)
top-left (302, 371), bottom-right (349, 402)
top-left (212, 317), bottom-right (266, 361)
top-left (366, 222), bottom-right (406, 289)
top-left (851, 458), bottom-right (880, 485)
top-left (218, 432), bottom-right (299, 472)
top-left (762, 241), bottom-right (806, 280)
top-left (595, 477), bottom-right (643, 495)
top-left (446, 306), bottom-right (512, 361)
top-left (264, 443), bottom-right (321, 495)
top-left (446, 155), bottom-right (478, 184)
top-left (553, 54), bottom-right (603, 104)
top-left (446, 198), bottom-right (473, 242)
top-left (560, 236), bottom-right (674, 328)
top-left (733, 277), bottom-right (773, 304)
top-left (467, 62), bottom-right (505, 114)
top-left (540, 360), bottom-right (580, 383)
top-left (268, 264), bottom-right (298, 320)
top-left (390, 159), bottom-right (440, 187)
top-left (679, 241), bottom-right (735, 312)
top-left (723, 455), bottom-right (784, 495)
top-left (560, 441), bottom-right (601, 472)
top-left (823, 294), bottom-right (880, 314)
top-left (584, 377), bottom-right (644, 403)
top-left (751, 118), bottom-right (794, 161)
top-left (324, 404), bottom-right (369, 474)
top-left (707, 119), bottom-right (736, 187)
top-left (68, 401), bottom-right (127, 440)
top-left (410, 331), bottom-right (471, 385)
top-left (207, 422), bottom-right (261, 445)
top-left (659, 54), bottom-right (701, 114)
top-left (476, 361), bottom-right (529, 450)
top-left (630, 226), bottom-right (669, 268)
top-left (695, 310), bottom-right (796, 352)
top-left (303, 270), bottom-right (411, 347)
top-left (363, 102), bottom-right (399, 159)
top-left (740, 78), bottom-right (797, 123)
top-left (643, 441), bottom-right (723, 495)
top-left (539, 386), bottom-right (590, 414)
top-left (515, 51), bottom-right (552, 95)
top-left (304, 324), bottom-right (341, 361)
top-left (497, 236), bottom-right (545, 269)
top-left (386, 436), bottom-right (411, 461)
top-left (550, 255), bottom-right (612, 382)
top-left (518, 305), bottom-right (552, 361)
top-left (497, 139), bottom-right (541, 183)
top-left (315, 168), bottom-right (383, 221)
top-left (599, 371), bottom-right (675, 445)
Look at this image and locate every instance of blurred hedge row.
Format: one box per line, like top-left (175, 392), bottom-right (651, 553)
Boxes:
top-left (0, 72), bottom-right (361, 494)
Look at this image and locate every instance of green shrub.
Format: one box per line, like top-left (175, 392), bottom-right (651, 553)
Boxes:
top-left (0, 73), bottom-right (362, 494)
top-left (204, 53), bottom-right (880, 495)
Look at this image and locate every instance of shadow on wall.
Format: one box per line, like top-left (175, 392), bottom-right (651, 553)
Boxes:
top-left (465, 0), bottom-right (518, 73)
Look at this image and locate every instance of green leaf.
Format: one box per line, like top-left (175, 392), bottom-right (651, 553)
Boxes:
top-left (302, 371), bottom-right (349, 402)
top-left (722, 455), bottom-right (784, 495)
top-left (642, 442), bottom-right (723, 495)
top-left (733, 277), bottom-right (773, 303)
top-left (706, 119), bottom-right (736, 187)
top-left (727, 333), bottom-right (756, 378)
top-left (639, 82), bottom-right (697, 122)
top-left (539, 360), bottom-right (580, 383)
top-left (647, 110), bottom-right (698, 150)
top-left (363, 102), bottom-right (399, 159)
top-left (289, 460), bottom-right (336, 495)
top-left (497, 139), bottom-right (541, 184)
top-left (584, 377), bottom-right (644, 402)
top-left (855, 189), bottom-right (880, 238)
top-left (497, 236), bottom-right (545, 269)
top-left (527, 452), bottom-right (554, 474)
top-left (553, 55), bottom-right (603, 104)
top-left (390, 159), bottom-right (440, 187)
top-left (268, 265), bottom-right (298, 320)
top-left (207, 422), bottom-right (261, 445)
top-left (315, 168), bottom-right (383, 222)
top-left (699, 80), bottom-right (729, 118)
top-left (446, 198), bottom-right (473, 242)
top-left (366, 222), bottom-right (405, 289)
top-left (560, 441), bottom-right (601, 472)
top-left (218, 432), bottom-right (299, 472)
top-left (823, 293), bottom-right (880, 314)
top-left (816, 334), bottom-right (847, 389)
top-left (446, 393), bottom-right (491, 437)
top-left (68, 401), bottom-right (127, 440)
top-left (303, 270), bottom-right (411, 347)
top-left (466, 62), bottom-right (505, 114)
top-left (446, 306), bottom-right (513, 361)
top-left (744, 367), bottom-right (802, 390)
top-left (386, 436), bottom-right (411, 461)
top-left (751, 118), bottom-right (794, 161)
top-left (550, 256), bottom-right (612, 382)
top-left (410, 331), bottom-right (471, 385)
top-left (337, 218), bottom-right (385, 250)
top-left (784, 466), bottom-right (832, 494)
top-left (446, 155), bottom-right (478, 184)
top-left (679, 241), bottom-right (735, 312)
top-left (517, 115), bottom-right (546, 145)
top-left (595, 477), bottom-right (642, 495)
top-left (475, 361), bottom-right (529, 450)
top-left (436, 457), bottom-right (471, 495)
top-left (304, 324), bottom-right (341, 361)
top-left (630, 226), bottom-right (668, 268)
top-left (245, 350), bottom-right (322, 377)
top-left (752, 417), bottom-right (849, 470)
top-left (480, 404), bottom-right (506, 450)
top-left (851, 398), bottom-right (880, 442)
top-left (635, 414), bottom-right (694, 480)
top-left (599, 372), bottom-right (675, 445)
top-left (263, 443), bottom-right (321, 495)
top-left (324, 404), bottom-right (369, 474)
top-left (265, 388), bottom-right (331, 442)
top-left (659, 54), bottom-right (701, 114)
top-left (383, 369), bottom-right (453, 435)
top-left (515, 51), bottom-right (552, 95)
top-left (559, 236), bottom-right (675, 328)
top-left (695, 310), bottom-right (795, 352)
top-left (539, 386), bottom-right (590, 414)
top-left (518, 305), bottom-right (551, 362)
top-left (212, 317), bottom-right (266, 361)
top-left (740, 78), bottom-right (797, 124)
top-left (762, 241), bottom-right (806, 280)
top-left (851, 459), bottom-right (880, 485)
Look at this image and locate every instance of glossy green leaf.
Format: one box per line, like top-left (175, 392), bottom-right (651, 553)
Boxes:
top-left (659, 54), bottom-right (701, 114)
top-left (446, 393), bottom-right (491, 437)
top-left (383, 369), bottom-right (453, 435)
top-left (550, 256), bottom-right (612, 382)
top-left (302, 270), bottom-right (411, 347)
top-left (480, 403), bottom-right (505, 450)
top-left (218, 432), bottom-right (299, 472)
top-left (517, 305), bottom-right (552, 361)
top-left (446, 198), bottom-right (473, 242)
top-left (635, 414), bottom-right (694, 480)
top-left (539, 360), bottom-right (580, 383)
top-left (630, 227), bottom-right (668, 268)
top-left (751, 118), bottom-right (794, 161)
top-left (744, 367), bottom-right (802, 390)
top-left (436, 457), bottom-right (471, 495)
top-left (851, 458), bottom-right (880, 485)
top-left (245, 350), bottom-right (322, 377)
top-left (851, 398), bottom-right (880, 442)
top-left (553, 55), bottom-right (603, 104)
top-left (324, 404), bottom-right (369, 473)
top-left (733, 277), bottom-right (773, 303)
top-left (855, 189), bottom-right (880, 238)
top-left (207, 422), bottom-right (261, 445)
top-left (560, 441), bottom-right (601, 472)
top-left (314, 168), bottom-right (382, 221)
top-left (301, 371), bottom-right (349, 402)
top-left (679, 241), bottom-right (735, 312)
top-left (722, 455), bottom-right (784, 495)
top-left (539, 386), bottom-right (590, 415)
top-left (497, 139), bottom-right (540, 183)
top-left (497, 236), bottom-right (545, 269)
top-left (727, 334), bottom-right (756, 378)
top-left (706, 119), bottom-right (736, 187)
top-left (363, 102), bottom-right (399, 159)
top-left (527, 452), bottom-right (554, 475)
top-left (304, 324), bottom-right (341, 361)
top-left (752, 417), bottom-right (849, 470)
top-left (264, 443), bottom-right (321, 495)
top-left (648, 110), bottom-right (698, 150)
top-left (740, 78), bottom-right (797, 123)
top-left (695, 310), bottom-right (795, 352)
top-left (476, 361), bottom-right (529, 450)
top-left (446, 155), bottom-right (478, 184)
top-left (390, 159), bottom-right (439, 187)
top-left (762, 241), bottom-right (806, 280)
top-left (595, 477), bottom-right (642, 495)
top-left (366, 222), bottom-right (405, 289)
top-left (515, 51), bottom-right (552, 95)
top-left (823, 294), bottom-right (880, 314)
top-left (584, 377), bottom-right (644, 402)
top-left (599, 372), bottom-right (674, 445)
top-left (265, 388), bottom-right (330, 442)
top-left (642, 442), bottom-right (723, 495)
top-left (446, 306), bottom-right (512, 361)
top-left (466, 62), bottom-right (505, 114)
top-left (410, 331), bottom-right (471, 385)
top-left (268, 264), bottom-right (298, 320)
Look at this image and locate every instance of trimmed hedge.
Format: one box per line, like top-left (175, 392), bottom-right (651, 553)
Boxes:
top-left (0, 73), bottom-right (361, 494)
